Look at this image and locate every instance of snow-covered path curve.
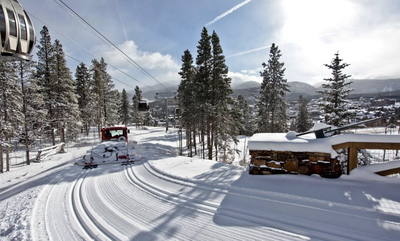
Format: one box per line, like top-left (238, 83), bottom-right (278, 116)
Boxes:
top-left (1, 127), bottom-right (400, 240)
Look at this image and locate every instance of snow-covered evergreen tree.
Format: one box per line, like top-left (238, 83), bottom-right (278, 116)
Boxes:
top-left (317, 52), bottom-right (353, 127)
top-left (132, 86), bottom-right (143, 128)
top-left (195, 27), bottom-right (212, 159)
top-left (53, 40), bottom-right (81, 143)
top-left (18, 59), bottom-right (46, 165)
top-left (91, 58), bottom-right (118, 129)
top-left (0, 62), bottom-right (22, 172)
top-left (237, 95), bottom-right (255, 136)
top-left (295, 95), bottom-right (313, 132)
top-left (106, 89), bottom-right (120, 126)
top-left (178, 28), bottom-right (237, 161)
top-left (143, 111), bottom-right (155, 126)
top-left (75, 62), bottom-right (93, 135)
top-left (178, 49), bottom-right (196, 157)
top-left (257, 43), bottom-right (289, 133)
top-left (210, 30), bottom-right (234, 161)
top-left (120, 89), bottom-right (131, 126)
top-left (36, 26), bottom-right (57, 145)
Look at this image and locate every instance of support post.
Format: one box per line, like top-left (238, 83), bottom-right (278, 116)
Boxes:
top-left (348, 147), bottom-right (358, 174)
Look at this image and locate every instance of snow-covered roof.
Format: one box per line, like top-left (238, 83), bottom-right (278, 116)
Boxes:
top-left (329, 133), bottom-right (400, 146)
top-left (248, 131), bottom-right (400, 158)
top-left (248, 131), bottom-right (338, 158)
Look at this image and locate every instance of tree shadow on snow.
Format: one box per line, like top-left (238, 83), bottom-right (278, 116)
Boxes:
top-left (211, 171), bottom-right (400, 239)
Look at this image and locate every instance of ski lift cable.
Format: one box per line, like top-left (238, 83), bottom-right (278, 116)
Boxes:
top-left (64, 52), bottom-right (139, 90)
top-left (57, 0), bottom-right (173, 93)
top-left (49, 0), bottom-right (151, 83)
top-left (28, 12), bottom-right (155, 91)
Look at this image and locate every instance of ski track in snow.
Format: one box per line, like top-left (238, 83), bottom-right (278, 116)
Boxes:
top-left (1, 127), bottom-right (400, 240)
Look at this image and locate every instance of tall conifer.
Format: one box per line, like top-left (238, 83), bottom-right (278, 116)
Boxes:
top-left (195, 27), bottom-right (212, 159)
top-left (0, 62), bottom-right (22, 172)
top-left (295, 95), bottom-right (313, 132)
top-left (19, 59), bottom-right (46, 165)
top-left (257, 43), bottom-right (289, 133)
top-left (53, 40), bottom-right (80, 143)
top-left (75, 62), bottom-right (93, 135)
top-left (36, 26), bottom-right (57, 145)
top-left (120, 89), bottom-right (131, 125)
top-left (132, 86), bottom-right (143, 128)
top-left (210, 30), bottom-right (233, 160)
top-left (317, 52), bottom-right (353, 126)
top-left (178, 49), bottom-right (196, 157)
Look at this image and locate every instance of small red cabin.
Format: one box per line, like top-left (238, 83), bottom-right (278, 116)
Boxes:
top-left (101, 126), bottom-right (129, 142)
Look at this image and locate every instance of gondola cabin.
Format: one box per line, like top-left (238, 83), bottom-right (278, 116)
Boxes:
top-left (0, 0), bottom-right (35, 61)
top-left (138, 100), bottom-right (149, 112)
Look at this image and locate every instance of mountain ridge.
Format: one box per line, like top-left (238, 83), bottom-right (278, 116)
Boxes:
top-left (130, 78), bottom-right (400, 102)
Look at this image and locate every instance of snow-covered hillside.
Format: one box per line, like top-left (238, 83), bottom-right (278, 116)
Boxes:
top-left (1, 127), bottom-right (400, 240)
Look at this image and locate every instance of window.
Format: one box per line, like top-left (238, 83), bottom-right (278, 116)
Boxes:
top-left (18, 14), bottom-right (26, 40)
top-left (0, 6), bottom-right (6, 47)
top-left (6, 9), bottom-right (16, 37)
top-left (24, 11), bottom-right (34, 52)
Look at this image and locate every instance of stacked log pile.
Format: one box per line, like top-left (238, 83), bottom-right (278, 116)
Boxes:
top-left (249, 150), bottom-right (342, 178)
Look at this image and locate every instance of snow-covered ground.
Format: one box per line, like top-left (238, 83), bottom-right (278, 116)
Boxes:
top-left (1, 127), bottom-right (400, 240)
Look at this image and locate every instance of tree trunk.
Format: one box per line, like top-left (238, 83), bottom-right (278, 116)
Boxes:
top-left (0, 121), bottom-right (3, 173)
top-left (20, 62), bottom-right (30, 165)
top-left (0, 145), bottom-right (3, 173)
top-left (51, 128), bottom-right (56, 146)
top-left (193, 126), bottom-right (197, 156)
top-left (178, 128), bottom-right (182, 156)
top-left (6, 134), bottom-right (10, 172)
top-left (208, 116), bottom-right (213, 160)
top-left (214, 122), bottom-right (218, 162)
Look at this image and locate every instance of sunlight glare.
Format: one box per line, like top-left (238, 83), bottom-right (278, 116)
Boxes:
top-left (280, 0), bottom-right (356, 47)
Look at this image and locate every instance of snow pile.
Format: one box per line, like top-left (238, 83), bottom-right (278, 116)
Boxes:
top-left (248, 131), bottom-right (400, 159)
top-left (248, 132), bottom-right (338, 157)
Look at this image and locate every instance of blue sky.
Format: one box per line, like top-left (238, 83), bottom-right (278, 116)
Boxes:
top-left (19, 0), bottom-right (400, 91)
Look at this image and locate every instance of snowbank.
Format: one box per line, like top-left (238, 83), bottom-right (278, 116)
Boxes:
top-left (248, 132), bottom-right (338, 157)
top-left (248, 131), bottom-right (400, 159)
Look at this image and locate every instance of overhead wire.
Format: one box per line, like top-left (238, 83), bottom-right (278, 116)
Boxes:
top-left (57, 0), bottom-right (173, 93)
top-left (28, 11), bottom-right (155, 91)
top-left (64, 52), bottom-right (138, 90)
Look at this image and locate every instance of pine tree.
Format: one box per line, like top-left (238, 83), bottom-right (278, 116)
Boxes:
top-left (257, 43), bottom-right (289, 133)
top-left (91, 58), bottom-right (118, 130)
top-left (237, 95), bottom-right (255, 135)
top-left (195, 27), bottom-right (212, 159)
top-left (101, 58), bottom-right (119, 126)
top-left (19, 59), bottom-right (46, 165)
top-left (0, 62), bottom-right (22, 172)
top-left (178, 49), bottom-right (196, 157)
top-left (143, 111), bottom-right (155, 126)
top-left (317, 52), bottom-right (353, 127)
top-left (210, 30), bottom-right (233, 161)
top-left (53, 39), bottom-right (81, 143)
top-left (120, 89), bottom-right (131, 125)
top-left (36, 26), bottom-right (57, 145)
top-left (75, 62), bottom-right (93, 135)
top-left (132, 86), bottom-right (143, 128)
top-left (295, 95), bottom-right (313, 132)
top-left (106, 89), bottom-right (121, 125)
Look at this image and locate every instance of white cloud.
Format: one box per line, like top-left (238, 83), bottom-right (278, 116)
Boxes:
top-left (95, 40), bottom-right (180, 71)
top-left (228, 71), bottom-right (262, 87)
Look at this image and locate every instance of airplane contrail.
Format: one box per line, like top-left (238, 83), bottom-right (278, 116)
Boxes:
top-left (227, 32), bottom-right (337, 58)
top-left (115, 0), bottom-right (128, 42)
top-left (227, 45), bottom-right (271, 58)
top-left (205, 0), bottom-right (252, 27)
